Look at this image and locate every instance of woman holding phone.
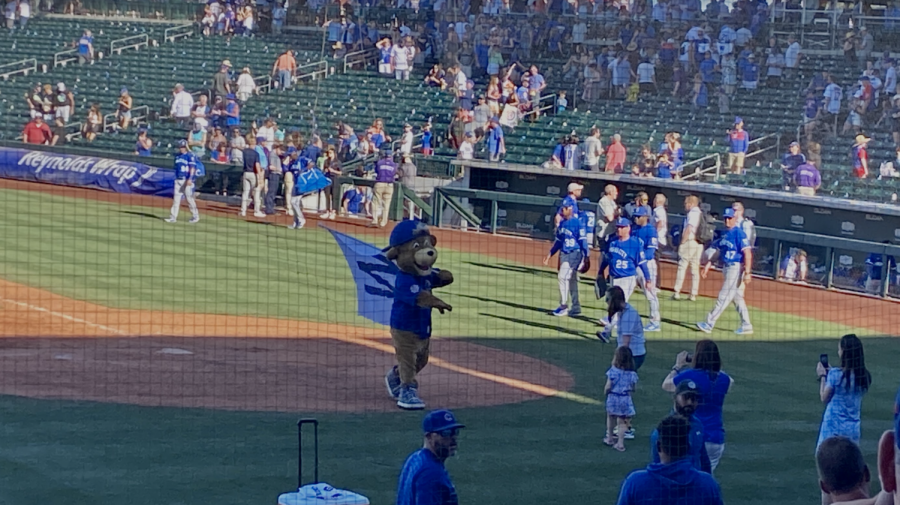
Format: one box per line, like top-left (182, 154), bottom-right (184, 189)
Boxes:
top-left (663, 339), bottom-right (733, 474)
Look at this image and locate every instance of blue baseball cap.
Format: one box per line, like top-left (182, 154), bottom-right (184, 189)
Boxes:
top-left (177, 139), bottom-right (188, 148)
top-left (734, 116), bottom-right (743, 124)
top-left (632, 206), bottom-right (650, 217)
top-left (423, 409), bottom-right (465, 434)
top-left (615, 217), bottom-right (631, 227)
top-left (386, 219), bottom-right (431, 250)
top-left (723, 208), bottom-right (737, 218)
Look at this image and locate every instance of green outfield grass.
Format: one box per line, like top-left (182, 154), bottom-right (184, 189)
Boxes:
top-left (0, 188), bottom-right (871, 340)
top-left (0, 187), bottom-right (896, 505)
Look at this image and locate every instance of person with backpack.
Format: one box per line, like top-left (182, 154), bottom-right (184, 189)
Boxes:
top-left (696, 208), bottom-right (753, 335)
top-left (672, 195), bottom-right (712, 302)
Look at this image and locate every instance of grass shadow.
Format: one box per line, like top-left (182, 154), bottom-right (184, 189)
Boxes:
top-left (118, 210), bottom-right (164, 220)
top-left (478, 312), bottom-right (597, 340)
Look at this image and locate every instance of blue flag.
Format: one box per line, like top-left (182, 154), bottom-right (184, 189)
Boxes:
top-left (324, 226), bottom-right (398, 326)
top-left (295, 168), bottom-right (332, 196)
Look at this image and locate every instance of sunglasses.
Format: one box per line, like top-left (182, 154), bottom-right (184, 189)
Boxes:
top-left (435, 428), bottom-right (460, 438)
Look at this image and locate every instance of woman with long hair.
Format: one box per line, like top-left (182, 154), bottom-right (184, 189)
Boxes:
top-left (663, 339), bottom-right (733, 474)
top-left (597, 286), bottom-right (647, 370)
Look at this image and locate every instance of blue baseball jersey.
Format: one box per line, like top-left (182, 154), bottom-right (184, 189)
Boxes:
top-left (633, 224), bottom-right (659, 257)
top-left (714, 226), bottom-right (751, 265)
top-left (550, 216), bottom-right (588, 256)
top-left (391, 270), bottom-right (444, 338)
top-left (174, 152), bottom-right (198, 180)
top-left (557, 195), bottom-right (581, 219)
top-left (397, 448), bottom-right (458, 505)
top-left (606, 236), bottom-right (649, 279)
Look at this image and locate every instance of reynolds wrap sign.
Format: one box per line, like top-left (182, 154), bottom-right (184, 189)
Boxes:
top-left (0, 146), bottom-right (175, 197)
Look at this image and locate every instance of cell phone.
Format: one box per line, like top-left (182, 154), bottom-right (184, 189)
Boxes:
top-left (686, 353), bottom-right (693, 363)
top-left (820, 354), bottom-right (829, 367)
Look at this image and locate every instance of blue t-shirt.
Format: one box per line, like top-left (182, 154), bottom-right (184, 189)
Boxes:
top-left (301, 145), bottom-right (322, 164)
top-left (550, 216), bottom-right (588, 256)
top-left (713, 226), bottom-right (750, 266)
top-left (254, 145), bottom-right (269, 170)
top-left (174, 152), bottom-right (198, 180)
top-left (342, 189), bottom-right (366, 214)
top-left (674, 369), bottom-right (731, 444)
top-left (650, 414), bottom-right (711, 473)
top-left (225, 102), bottom-right (240, 127)
top-left (617, 304), bottom-right (645, 356)
top-left (391, 271), bottom-right (443, 338)
top-left (616, 459), bottom-right (723, 505)
top-left (656, 161), bottom-right (673, 178)
top-left (606, 236), bottom-right (648, 278)
top-left (634, 224), bottom-right (659, 257)
top-left (818, 367), bottom-right (868, 448)
top-left (487, 126), bottom-right (504, 155)
top-left (422, 131), bottom-right (433, 149)
top-left (78, 36), bottom-right (93, 55)
top-left (397, 448), bottom-right (458, 505)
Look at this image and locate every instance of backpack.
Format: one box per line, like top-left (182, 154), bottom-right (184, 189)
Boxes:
top-left (697, 210), bottom-right (716, 244)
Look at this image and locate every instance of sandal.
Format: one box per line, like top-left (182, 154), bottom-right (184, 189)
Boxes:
top-left (614, 444), bottom-right (626, 452)
top-left (603, 437), bottom-right (615, 447)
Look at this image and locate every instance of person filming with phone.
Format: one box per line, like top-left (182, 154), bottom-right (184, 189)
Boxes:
top-left (663, 339), bottom-right (733, 474)
top-left (815, 334), bottom-right (872, 505)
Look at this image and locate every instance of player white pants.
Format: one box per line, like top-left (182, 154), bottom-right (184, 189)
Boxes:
top-left (558, 251), bottom-right (583, 312)
top-left (674, 240), bottom-right (703, 297)
top-left (169, 178), bottom-right (199, 221)
top-left (289, 195), bottom-right (307, 228)
top-left (705, 263), bottom-right (752, 329)
top-left (612, 275), bottom-right (637, 301)
top-left (240, 172), bottom-right (263, 215)
top-left (636, 259), bottom-right (660, 323)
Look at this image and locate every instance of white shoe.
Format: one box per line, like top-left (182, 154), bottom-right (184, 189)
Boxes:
top-left (239, 210), bottom-right (246, 217)
top-left (164, 217), bottom-right (177, 223)
top-left (188, 217), bottom-right (199, 224)
top-left (319, 212), bottom-right (330, 219)
top-left (253, 211), bottom-right (266, 218)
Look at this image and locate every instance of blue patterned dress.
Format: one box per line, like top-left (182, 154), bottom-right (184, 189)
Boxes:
top-left (606, 366), bottom-right (638, 417)
top-left (817, 367), bottom-right (867, 449)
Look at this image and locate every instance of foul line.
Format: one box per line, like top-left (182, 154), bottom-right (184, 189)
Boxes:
top-left (330, 334), bottom-right (600, 406)
top-left (0, 297), bottom-right (128, 336)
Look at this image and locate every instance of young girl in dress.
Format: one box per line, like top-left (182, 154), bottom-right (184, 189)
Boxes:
top-left (604, 346), bottom-right (638, 452)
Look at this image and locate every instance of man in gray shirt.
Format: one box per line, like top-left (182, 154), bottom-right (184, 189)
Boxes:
top-left (583, 127), bottom-right (604, 171)
top-left (596, 184), bottom-right (619, 247)
top-left (472, 96), bottom-right (492, 139)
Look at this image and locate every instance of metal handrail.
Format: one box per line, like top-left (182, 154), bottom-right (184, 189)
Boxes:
top-left (53, 48), bottom-right (80, 68)
top-left (109, 34), bottom-right (148, 55)
top-left (523, 93), bottom-right (557, 120)
top-left (0, 58), bottom-right (37, 80)
top-left (295, 60), bottom-right (329, 81)
top-left (163, 24), bottom-right (193, 43)
top-left (744, 132), bottom-right (782, 165)
top-left (342, 48), bottom-right (378, 73)
top-left (254, 74), bottom-right (272, 95)
top-left (680, 153), bottom-right (722, 181)
top-left (102, 105), bottom-right (149, 132)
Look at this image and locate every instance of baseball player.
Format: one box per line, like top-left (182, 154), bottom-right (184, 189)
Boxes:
top-left (165, 140), bottom-right (200, 224)
top-left (544, 201), bottom-right (589, 317)
top-left (696, 208), bottom-right (753, 335)
top-left (599, 218), bottom-right (652, 326)
top-left (632, 207), bottom-right (661, 331)
top-left (287, 151), bottom-right (312, 229)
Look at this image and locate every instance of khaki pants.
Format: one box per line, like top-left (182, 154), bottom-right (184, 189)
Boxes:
top-left (391, 328), bottom-right (430, 386)
top-left (372, 182), bottom-right (395, 227)
top-left (673, 240), bottom-right (703, 297)
top-left (727, 152), bottom-right (746, 174)
top-left (240, 172), bottom-right (262, 215)
top-left (283, 171), bottom-right (294, 215)
top-left (797, 186), bottom-right (815, 196)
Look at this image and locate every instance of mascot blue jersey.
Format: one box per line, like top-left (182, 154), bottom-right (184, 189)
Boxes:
top-left (391, 271), bottom-right (444, 338)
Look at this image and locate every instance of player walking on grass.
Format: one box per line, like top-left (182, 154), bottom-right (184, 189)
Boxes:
top-left (599, 218), bottom-right (652, 326)
top-left (604, 346), bottom-right (638, 452)
top-left (544, 201), bottom-right (589, 317)
top-left (632, 207), bottom-right (661, 331)
top-left (166, 140), bottom-right (200, 224)
top-left (696, 208), bottom-right (753, 335)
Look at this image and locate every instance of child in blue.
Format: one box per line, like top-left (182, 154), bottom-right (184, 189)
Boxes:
top-left (656, 153), bottom-right (673, 179)
top-left (556, 90), bottom-right (568, 114)
top-left (421, 123), bottom-right (433, 156)
top-left (544, 202), bottom-right (588, 317)
top-left (384, 220), bottom-right (454, 410)
top-left (605, 346), bottom-right (638, 452)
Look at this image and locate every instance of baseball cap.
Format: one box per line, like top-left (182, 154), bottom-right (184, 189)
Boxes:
top-left (633, 206), bottom-right (650, 217)
top-left (385, 219), bottom-right (431, 250)
top-left (675, 380), bottom-right (700, 397)
top-left (567, 182), bottom-right (584, 193)
top-left (615, 217), bottom-right (631, 227)
top-left (423, 409), bottom-right (465, 434)
top-left (723, 208), bottom-right (736, 218)
top-left (177, 139), bottom-right (188, 148)
top-left (789, 141), bottom-right (800, 148)
top-left (734, 116), bottom-right (743, 125)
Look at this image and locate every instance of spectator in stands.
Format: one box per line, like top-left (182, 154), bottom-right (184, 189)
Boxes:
top-left (264, 144), bottom-right (284, 216)
top-left (583, 127), bottom-right (604, 172)
top-left (817, 436), bottom-right (872, 505)
top-left (135, 129), bottom-right (153, 157)
top-left (816, 334), bottom-right (871, 452)
top-left (22, 115), bottom-right (52, 145)
top-left (240, 136), bottom-right (265, 218)
top-left (765, 46), bottom-right (785, 88)
top-left (425, 64), bottom-right (447, 89)
top-left (25, 84), bottom-right (41, 120)
top-left (225, 94), bottom-right (241, 130)
top-left (780, 141), bottom-right (806, 191)
top-left (794, 160), bottom-right (822, 196)
top-left (691, 73), bottom-right (709, 110)
top-left (208, 126), bottom-right (227, 157)
top-left (51, 83), bottom-right (73, 125)
top-left (663, 339), bottom-right (734, 474)
top-left (823, 75), bottom-right (842, 136)
top-left (50, 117), bottom-right (67, 146)
top-left (116, 88), bottom-right (132, 130)
top-left (4, 0), bottom-right (15, 30)
top-left (77, 29), bottom-right (94, 64)
top-left (672, 195), bottom-right (702, 301)
top-left (171, 84), bottom-right (194, 129)
top-left (39, 83), bottom-right (54, 122)
top-left (82, 103), bottom-right (102, 142)
top-left (201, 7), bottom-right (215, 36)
top-left (213, 62), bottom-right (233, 102)
top-left (726, 117), bottom-right (749, 175)
top-left (272, 2), bottom-right (286, 34)
top-left (660, 132), bottom-right (685, 176)
top-left (605, 134), bottom-right (627, 173)
top-left (457, 132), bottom-right (475, 160)
top-left (391, 38), bottom-right (414, 81)
top-left (341, 185), bottom-right (370, 218)
top-left (486, 116), bottom-right (505, 162)
top-left (191, 94), bottom-right (210, 131)
top-left (636, 59), bottom-right (657, 97)
top-left (399, 124), bottom-right (414, 156)
top-left (236, 67), bottom-right (256, 103)
top-left (857, 27), bottom-right (874, 67)
top-left (272, 50), bottom-right (296, 91)
top-left (740, 54), bottom-right (758, 90)
top-left (778, 248), bottom-right (808, 282)
top-left (649, 380), bottom-right (711, 473)
top-left (852, 134), bottom-right (871, 178)
top-left (616, 416), bottom-right (723, 505)
top-left (258, 118), bottom-right (276, 150)
top-left (784, 34), bottom-right (801, 78)
top-left (366, 119), bottom-right (390, 150)
top-left (187, 122), bottom-right (207, 159)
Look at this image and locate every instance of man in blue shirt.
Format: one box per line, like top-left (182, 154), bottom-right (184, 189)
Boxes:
top-left (726, 117), bottom-right (750, 175)
top-left (632, 207), bottom-right (661, 331)
top-left (697, 208), bottom-right (753, 334)
top-left (372, 149), bottom-right (397, 228)
top-left (649, 381), bottom-right (712, 473)
top-left (780, 141), bottom-right (806, 191)
top-left (397, 410), bottom-right (464, 505)
top-left (166, 140), bottom-right (200, 224)
top-left (486, 117), bottom-right (505, 162)
top-left (600, 218), bottom-right (653, 326)
top-left (78, 30), bottom-right (94, 64)
top-left (544, 202), bottom-right (588, 317)
top-left (616, 415), bottom-right (724, 505)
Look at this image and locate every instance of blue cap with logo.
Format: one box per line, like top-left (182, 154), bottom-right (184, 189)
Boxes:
top-left (423, 409), bottom-right (465, 434)
top-left (675, 380), bottom-right (700, 396)
top-left (177, 139), bottom-right (188, 148)
top-left (723, 208), bottom-right (736, 218)
top-left (615, 217), bottom-right (631, 227)
top-left (386, 219), bottom-right (431, 250)
top-left (632, 206), bottom-right (650, 217)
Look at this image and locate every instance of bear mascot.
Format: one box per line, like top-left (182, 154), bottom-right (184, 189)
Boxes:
top-left (383, 219), bottom-right (454, 410)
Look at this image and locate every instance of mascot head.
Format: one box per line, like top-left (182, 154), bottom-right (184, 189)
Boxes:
top-left (384, 220), bottom-right (439, 276)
